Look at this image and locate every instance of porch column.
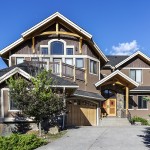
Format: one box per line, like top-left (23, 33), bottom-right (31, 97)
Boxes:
top-left (125, 86), bottom-right (129, 115)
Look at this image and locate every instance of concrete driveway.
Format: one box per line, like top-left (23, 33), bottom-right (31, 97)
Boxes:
top-left (37, 126), bottom-right (150, 150)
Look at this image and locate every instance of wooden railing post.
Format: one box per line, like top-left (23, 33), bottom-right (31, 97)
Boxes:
top-left (73, 65), bottom-right (76, 82)
top-left (79, 37), bottom-right (82, 54)
top-left (32, 37), bottom-right (35, 54)
top-left (60, 61), bottom-right (62, 77)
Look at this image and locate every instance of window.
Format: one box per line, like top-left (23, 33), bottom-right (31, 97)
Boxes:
top-left (51, 41), bottom-right (64, 55)
top-left (41, 47), bottom-right (48, 54)
top-left (90, 60), bottom-right (97, 74)
top-left (16, 57), bottom-right (24, 64)
top-left (42, 58), bottom-right (49, 62)
top-left (138, 96), bottom-right (147, 109)
top-left (65, 58), bottom-right (73, 66)
top-left (66, 48), bottom-right (73, 55)
top-left (76, 58), bottom-right (84, 68)
top-left (130, 69), bottom-right (142, 83)
top-left (31, 57), bottom-right (39, 61)
top-left (124, 96), bottom-right (135, 109)
top-left (102, 90), bottom-right (115, 98)
top-left (9, 95), bottom-right (18, 110)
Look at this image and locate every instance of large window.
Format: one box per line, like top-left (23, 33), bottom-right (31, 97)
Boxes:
top-left (130, 69), bottom-right (142, 83)
top-left (51, 41), bottom-right (64, 55)
top-left (76, 58), bottom-right (84, 68)
top-left (41, 47), bottom-right (48, 55)
top-left (16, 57), bottom-right (24, 64)
top-left (138, 96), bottom-right (147, 109)
top-left (90, 60), bottom-right (97, 74)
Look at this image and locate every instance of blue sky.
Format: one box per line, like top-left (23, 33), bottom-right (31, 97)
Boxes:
top-left (0, 0), bottom-right (150, 68)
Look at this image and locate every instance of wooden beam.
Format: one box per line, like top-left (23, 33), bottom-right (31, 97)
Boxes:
top-left (38, 31), bottom-right (81, 38)
top-left (126, 86), bottom-right (129, 115)
top-left (79, 37), bottom-right (82, 54)
top-left (56, 23), bottom-right (59, 35)
top-left (32, 37), bottom-right (35, 54)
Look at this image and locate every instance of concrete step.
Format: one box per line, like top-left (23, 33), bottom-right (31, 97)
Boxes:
top-left (100, 118), bottom-right (131, 126)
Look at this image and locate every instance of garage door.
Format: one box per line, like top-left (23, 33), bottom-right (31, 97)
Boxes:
top-left (66, 99), bottom-right (97, 126)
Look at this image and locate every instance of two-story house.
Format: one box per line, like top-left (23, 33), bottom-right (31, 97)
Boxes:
top-left (0, 12), bottom-right (150, 127)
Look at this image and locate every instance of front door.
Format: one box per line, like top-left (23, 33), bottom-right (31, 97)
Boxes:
top-left (102, 99), bottom-right (116, 116)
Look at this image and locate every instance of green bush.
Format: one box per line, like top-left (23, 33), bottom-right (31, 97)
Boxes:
top-left (130, 116), bottom-right (149, 125)
top-left (0, 134), bottom-right (46, 150)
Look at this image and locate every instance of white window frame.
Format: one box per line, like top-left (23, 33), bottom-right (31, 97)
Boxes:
top-left (40, 45), bottom-right (49, 55)
top-left (137, 95), bottom-right (148, 110)
top-left (129, 69), bottom-right (142, 84)
top-left (66, 46), bottom-right (74, 55)
top-left (15, 57), bottom-right (25, 65)
top-left (76, 58), bottom-right (84, 68)
top-left (48, 39), bottom-right (66, 55)
top-left (89, 59), bottom-right (98, 75)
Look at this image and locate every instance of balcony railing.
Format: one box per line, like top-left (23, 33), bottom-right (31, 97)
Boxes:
top-left (25, 61), bottom-right (86, 82)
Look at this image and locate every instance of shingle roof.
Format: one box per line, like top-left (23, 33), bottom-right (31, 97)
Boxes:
top-left (73, 90), bottom-right (105, 101)
top-left (0, 62), bottom-right (78, 87)
top-left (131, 86), bottom-right (150, 93)
top-left (106, 55), bottom-right (129, 67)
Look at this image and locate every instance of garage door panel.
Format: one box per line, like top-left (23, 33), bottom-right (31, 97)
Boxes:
top-left (67, 100), bottom-right (97, 126)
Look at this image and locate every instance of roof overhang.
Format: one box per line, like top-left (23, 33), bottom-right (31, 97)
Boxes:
top-left (0, 67), bottom-right (31, 83)
top-left (21, 12), bottom-right (92, 39)
top-left (115, 51), bottom-right (150, 68)
top-left (95, 70), bottom-right (139, 89)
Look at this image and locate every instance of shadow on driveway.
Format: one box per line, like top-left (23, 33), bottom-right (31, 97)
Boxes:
top-left (138, 127), bottom-right (150, 149)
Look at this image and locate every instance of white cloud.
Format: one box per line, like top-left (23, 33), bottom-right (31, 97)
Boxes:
top-left (111, 40), bottom-right (139, 55)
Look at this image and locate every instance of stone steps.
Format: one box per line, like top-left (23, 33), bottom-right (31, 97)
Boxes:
top-left (100, 118), bottom-right (131, 126)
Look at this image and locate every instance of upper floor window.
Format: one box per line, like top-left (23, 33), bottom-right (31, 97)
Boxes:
top-left (76, 58), bottom-right (84, 68)
top-left (138, 96), bottom-right (147, 109)
top-left (66, 48), bottom-right (73, 55)
top-left (31, 57), bottom-right (39, 61)
top-left (90, 59), bottom-right (97, 74)
top-left (51, 41), bottom-right (64, 55)
top-left (41, 47), bottom-right (48, 55)
top-left (16, 57), bottom-right (24, 64)
top-left (130, 69), bottom-right (142, 83)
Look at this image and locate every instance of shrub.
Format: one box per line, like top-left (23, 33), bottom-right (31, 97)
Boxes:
top-left (0, 134), bottom-right (46, 150)
top-left (130, 116), bottom-right (149, 125)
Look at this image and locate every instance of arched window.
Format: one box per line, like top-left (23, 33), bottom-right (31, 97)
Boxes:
top-left (51, 41), bottom-right (64, 55)
top-left (102, 90), bottom-right (115, 98)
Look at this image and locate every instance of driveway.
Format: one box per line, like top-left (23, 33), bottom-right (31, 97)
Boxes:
top-left (37, 126), bottom-right (150, 150)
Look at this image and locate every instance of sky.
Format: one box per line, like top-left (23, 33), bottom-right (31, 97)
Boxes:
top-left (0, 0), bottom-right (150, 69)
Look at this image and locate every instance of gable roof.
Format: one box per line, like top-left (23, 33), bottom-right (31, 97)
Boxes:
top-left (115, 51), bottom-right (150, 68)
top-left (0, 12), bottom-right (108, 63)
top-left (73, 90), bottom-right (105, 101)
top-left (106, 55), bottom-right (129, 67)
top-left (22, 12), bottom-right (92, 39)
top-left (95, 70), bottom-right (139, 89)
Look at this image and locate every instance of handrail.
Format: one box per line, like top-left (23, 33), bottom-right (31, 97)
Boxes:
top-left (25, 61), bottom-right (85, 81)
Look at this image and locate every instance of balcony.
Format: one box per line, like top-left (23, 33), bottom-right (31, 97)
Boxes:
top-left (26, 61), bottom-right (86, 82)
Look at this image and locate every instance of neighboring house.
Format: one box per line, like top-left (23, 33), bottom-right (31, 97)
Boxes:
top-left (0, 12), bottom-right (150, 127)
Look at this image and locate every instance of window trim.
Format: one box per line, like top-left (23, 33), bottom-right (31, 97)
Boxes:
top-left (89, 59), bottom-right (98, 75)
top-left (16, 57), bottom-right (24, 65)
top-left (137, 95), bottom-right (148, 110)
top-left (48, 39), bottom-right (66, 55)
top-left (66, 46), bottom-right (74, 55)
top-left (6, 88), bottom-right (20, 112)
top-left (76, 58), bottom-right (84, 68)
top-left (40, 45), bottom-right (49, 55)
top-left (129, 69), bottom-right (143, 84)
